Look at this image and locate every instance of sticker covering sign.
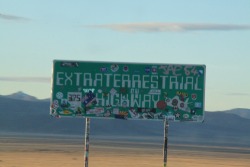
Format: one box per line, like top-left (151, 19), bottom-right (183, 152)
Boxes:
top-left (50, 60), bottom-right (206, 122)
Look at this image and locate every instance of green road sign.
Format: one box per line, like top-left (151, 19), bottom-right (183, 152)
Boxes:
top-left (50, 60), bottom-right (206, 122)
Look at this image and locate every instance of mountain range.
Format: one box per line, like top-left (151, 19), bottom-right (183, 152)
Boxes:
top-left (1, 92), bottom-right (250, 147)
top-left (5, 91), bottom-right (50, 101)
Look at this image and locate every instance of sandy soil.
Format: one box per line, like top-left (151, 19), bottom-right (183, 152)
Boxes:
top-left (0, 135), bottom-right (250, 167)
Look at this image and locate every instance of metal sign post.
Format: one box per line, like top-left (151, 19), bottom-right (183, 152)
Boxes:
top-left (84, 117), bottom-right (90, 167)
top-left (163, 118), bottom-right (169, 167)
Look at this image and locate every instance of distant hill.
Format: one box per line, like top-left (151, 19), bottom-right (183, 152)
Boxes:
top-left (5, 91), bottom-right (38, 101)
top-left (225, 108), bottom-right (250, 119)
top-left (1, 92), bottom-right (250, 147)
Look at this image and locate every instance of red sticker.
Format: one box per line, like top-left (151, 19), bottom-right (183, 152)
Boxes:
top-left (157, 100), bottom-right (167, 110)
top-left (191, 94), bottom-right (197, 100)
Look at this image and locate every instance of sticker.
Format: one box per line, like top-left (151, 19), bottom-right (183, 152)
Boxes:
top-left (149, 89), bottom-right (161, 95)
top-left (50, 108), bottom-right (57, 115)
top-left (179, 102), bottom-right (185, 108)
top-left (122, 101), bottom-right (128, 107)
top-left (144, 66), bottom-right (151, 73)
top-left (123, 66), bottom-right (129, 72)
top-left (120, 87), bottom-right (128, 94)
top-left (175, 113), bottom-right (181, 118)
top-left (83, 89), bottom-right (95, 93)
top-left (194, 102), bottom-right (202, 108)
top-left (138, 108), bottom-right (156, 113)
top-left (86, 108), bottom-right (104, 115)
top-left (59, 109), bottom-right (73, 115)
top-left (129, 108), bottom-right (140, 118)
top-left (110, 88), bottom-right (117, 96)
top-left (165, 115), bottom-right (175, 121)
top-left (179, 95), bottom-right (185, 102)
top-left (53, 100), bottom-right (59, 105)
top-left (114, 114), bottom-right (127, 119)
top-left (176, 91), bottom-right (188, 98)
top-left (111, 64), bottom-right (119, 72)
top-left (141, 112), bottom-right (154, 119)
top-left (172, 99), bottom-right (178, 106)
top-left (61, 99), bottom-right (68, 108)
top-left (190, 109), bottom-right (196, 115)
top-left (192, 115), bottom-right (198, 121)
top-left (191, 94), bottom-right (197, 100)
top-left (60, 62), bottom-right (78, 67)
top-left (151, 66), bottom-right (157, 74)
top-left (51, 100), bottom-right (59, 109)
top-left (166, 98), bottom-right (171, 103)
top-left (100, 67), bottom-right (108, 72)
top-left (102, 90), bottom-right (109, 97)
top-left (83, 91), bottom-right (96, 107)
top-left (157, 100), bottom-right (167, 110)
top-left (106, 104), bottom-right (112, 108)
top-left (56, 92), bottom-right (63, 99)
top-left (183, 114), bottom-right (189, 119)
top-left (119, 111), bottom-right (128, 116)
top-left (69, 95), bottom-right (82, 110)
top-left (198, 70), bottom-right (204, 76)
top-left (68, 92), bottom-right (82, 102)
top-left (75, 107), bottom-right (83, 115)
top-left (104, 110), bottom-right (111, 117)
top-left (113, 108), bottom-right (119, 114)
top-left (114, 111), bottom-right (128, 119)
top-left (166, 96), bottom-right (190, 112)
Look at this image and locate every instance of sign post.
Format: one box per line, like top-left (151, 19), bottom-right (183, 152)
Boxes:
top-left (50, 60), bottom-right (206, 167)
top-left (84, 117), bottom-right (90, 167)
top-left (163, 118), bottom-right (169, 167)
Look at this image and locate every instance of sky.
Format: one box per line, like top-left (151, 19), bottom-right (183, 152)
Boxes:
top-left (0, 0), bottom-right (250, 111)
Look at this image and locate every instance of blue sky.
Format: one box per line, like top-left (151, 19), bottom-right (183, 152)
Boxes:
top-left (1, 0), bottom-right (250, 111)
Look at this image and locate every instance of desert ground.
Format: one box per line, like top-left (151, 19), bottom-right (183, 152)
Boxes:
top-left (0, 134), bottom-right (250, 167)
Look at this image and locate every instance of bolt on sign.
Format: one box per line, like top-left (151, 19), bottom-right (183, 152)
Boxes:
top-left (50, 60), bottom-right (206, 122)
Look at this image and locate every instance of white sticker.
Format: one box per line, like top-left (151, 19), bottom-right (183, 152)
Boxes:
top-left (56, 92), bottom-right (63, 99)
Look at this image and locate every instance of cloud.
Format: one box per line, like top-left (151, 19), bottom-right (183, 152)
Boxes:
top-left (0, 77), bottom-right (50, 83)
top-left (226, 92), bottom-right (250, 96)
top-left (0, 13), bottom-right (30, 21)
top-left (85, 22), bottom-right (250, 33)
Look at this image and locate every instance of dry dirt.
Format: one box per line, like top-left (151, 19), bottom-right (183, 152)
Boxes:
top-left (0, 135), bottom-right (249, 167)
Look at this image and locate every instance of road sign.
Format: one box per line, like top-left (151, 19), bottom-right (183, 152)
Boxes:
top-left (50, 60), bottom-right (206, 122)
